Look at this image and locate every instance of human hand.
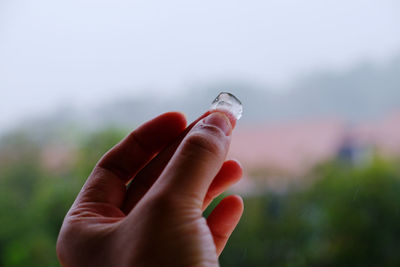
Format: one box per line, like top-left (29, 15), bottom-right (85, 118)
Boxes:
top-left (56, 111), bottom-right (243, 267)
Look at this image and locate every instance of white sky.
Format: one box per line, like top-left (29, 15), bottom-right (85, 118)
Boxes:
top-left (1, 0), bottom-right (400, 132)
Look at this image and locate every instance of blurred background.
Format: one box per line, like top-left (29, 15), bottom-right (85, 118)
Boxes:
top-left (1, 0), bottom-right (400, 266)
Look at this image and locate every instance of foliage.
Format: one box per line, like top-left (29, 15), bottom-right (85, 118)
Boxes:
top-left (0, 128), bottom-right (125, 266)
top-left (220, 159), bottom-right (400, 267)
top-left (1, 129), bottom-right (400, 266)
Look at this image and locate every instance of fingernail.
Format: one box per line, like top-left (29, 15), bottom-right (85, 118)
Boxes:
top-left (203, 112), bottom-right (232, 136)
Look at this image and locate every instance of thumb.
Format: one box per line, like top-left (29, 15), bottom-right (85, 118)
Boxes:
top-left (150, 111), bottom-right (234, 206)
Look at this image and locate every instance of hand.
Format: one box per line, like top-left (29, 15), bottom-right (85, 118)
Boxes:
top-left (56, 111), bottom-right (243, 267)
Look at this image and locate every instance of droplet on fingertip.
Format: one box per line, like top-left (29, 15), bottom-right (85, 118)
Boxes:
top-left (209, 92), bottom-right (243, 120)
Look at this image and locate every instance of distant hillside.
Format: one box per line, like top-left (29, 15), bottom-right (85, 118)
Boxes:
top-left (5, 54), bottom-right (400, 137)
top-left (281, 56), bottom-right (400, 122)
top-left (91, 54), bottom-right (400, 127)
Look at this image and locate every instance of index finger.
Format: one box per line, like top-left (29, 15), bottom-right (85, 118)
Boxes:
top-left (75, 112), bottom-right (187, 207)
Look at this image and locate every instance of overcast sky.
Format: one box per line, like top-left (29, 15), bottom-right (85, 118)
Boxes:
top-left (1, 0), bottom-right (400, 132)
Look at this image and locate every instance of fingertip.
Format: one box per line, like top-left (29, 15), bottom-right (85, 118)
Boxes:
top-left (207, 194), bottom-right (244, 256)
top-left (202, 160), bottom-right (243, 210)
top-left (220, 195), bottom-right (244, 215)
top-left (228, 158), bottom-right (243, 168)
top-left (232, 195), bottom-right (244, 214)
top-left (209, 195), bottom-right (244, 221)
top-left (135, 111), bottom-right (187, 149)
top-left (206, 160), bottom-right (242, 196)
top-left (208, 110), bottom-right (237, 129)
top-left (223, 159), bottom-right (243, 180)
top-left (159, 111), bottom-right (187, 129)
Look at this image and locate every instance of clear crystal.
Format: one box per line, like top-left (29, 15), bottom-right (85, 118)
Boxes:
top-left (210, 92), bottom-right (243, 120)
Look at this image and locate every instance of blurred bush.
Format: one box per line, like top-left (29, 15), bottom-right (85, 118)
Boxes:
top-left (0, 128), bottom-right (124, 266)
top-left (1, 129), bottom-right (400, 266)
top-left (220, 159), bottom-right (400, 267)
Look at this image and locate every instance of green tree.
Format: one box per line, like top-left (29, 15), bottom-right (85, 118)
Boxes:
top-left (220, 159), bottom-right (400, 266)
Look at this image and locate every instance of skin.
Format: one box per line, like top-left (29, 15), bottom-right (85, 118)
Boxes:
top-left (56, 111), bottom-right (244, 267)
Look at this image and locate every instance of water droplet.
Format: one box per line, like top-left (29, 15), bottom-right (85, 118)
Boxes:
top-left (210, 92), bottom-right (243, 120)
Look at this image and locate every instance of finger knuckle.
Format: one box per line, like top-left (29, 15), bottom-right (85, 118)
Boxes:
top-left (184, 127), bottom-right (226, 158)
top-left (149, 193), bottom-right (200, 216)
